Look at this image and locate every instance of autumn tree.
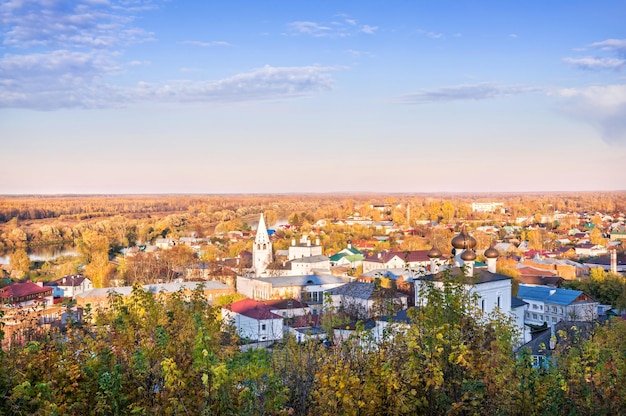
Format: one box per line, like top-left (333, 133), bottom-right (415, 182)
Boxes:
top-left (9, 248), bottom-right (30, 278)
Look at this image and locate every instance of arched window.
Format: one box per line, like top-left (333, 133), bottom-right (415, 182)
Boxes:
top-left (481, 299), bottom-right (485, 312)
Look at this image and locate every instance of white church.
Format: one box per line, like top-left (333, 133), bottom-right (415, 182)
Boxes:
top-left (252, 213), bottom-right (331, 277)
top-left (416, 227), bottom-right (530, 346)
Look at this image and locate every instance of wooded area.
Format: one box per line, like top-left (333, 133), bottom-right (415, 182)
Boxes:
top-left (1, 273), bottom-right (625, 415)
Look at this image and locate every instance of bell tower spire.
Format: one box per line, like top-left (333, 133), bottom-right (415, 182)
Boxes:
top-left (253, 213), bottom-right (273, 276)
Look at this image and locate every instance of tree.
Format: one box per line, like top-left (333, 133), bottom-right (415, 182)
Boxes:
top-left (9, 248), bottom-right (30, 278)
top-left (589, 226), bottom-right (606, 246)
top-left (441, 200), bottom-right (455, 224)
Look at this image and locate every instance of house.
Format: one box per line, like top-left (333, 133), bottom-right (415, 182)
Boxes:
top-left (518, 320), bottom-right (597, 369)
top-left (0, 281), bottom-right (54, 308)
top-left (516, 266), bottom-right (562, 287)
top-left (262, 298), bottom-right (310, 319)
top-left (288, 236), bottom-right (323, 260)
top-left (575, 243), bottom-right (608, 257)
top-left (222, 298), bottom-right (284, 342)
top-left (45, 274), bottom-right (93, 298)
top-left (236, 274), bottom-right (349, 313)
top-left (517, 285), bottom-right (599, 326)
top-left (583, 250), bottom-right (626, 273)
top-left (289, 254), bottom-right (331, 275)
top-left (329, 243), bottom-right (364, 268)
top-left (325, 281), bottom-right (408, 320)
top-left (76, 281), bottom-right (235, 311)
top-left (362, 250), bottom-right (437, 274)
top-left (519, 258), bottom-right (589, 280)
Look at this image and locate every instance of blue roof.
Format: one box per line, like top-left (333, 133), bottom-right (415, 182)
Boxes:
top-left (517, 285), bottom-right (584, 306)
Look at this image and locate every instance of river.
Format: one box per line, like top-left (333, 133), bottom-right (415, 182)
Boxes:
top-left (0, 243), bottom-right (79, 264)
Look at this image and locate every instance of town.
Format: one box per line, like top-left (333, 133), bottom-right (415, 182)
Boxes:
top-left (0, 193), bottom-right (625, 414)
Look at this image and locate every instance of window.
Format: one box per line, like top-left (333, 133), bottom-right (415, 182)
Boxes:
top-left (552, 317), bottom-right (557, 323)
top-left (552, 306), bottom-right (557, 313)
top-left (540, 305), bottom-right (543, 311)
top-left (261, 324), bottom-right (266, 331)
top-left (533, 304), bottom-right (538, 309)
top-left (533, 313), bottom-right (538, 319)
top-left (481, 299), bottom-right (485, 312)
top-left (497, 296), bottom-right (501, 308)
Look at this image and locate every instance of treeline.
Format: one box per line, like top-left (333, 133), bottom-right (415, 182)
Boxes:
top-left (1, 276), bottom-right (625, 415)
top-left (1, 192), bottom-right (624, 224)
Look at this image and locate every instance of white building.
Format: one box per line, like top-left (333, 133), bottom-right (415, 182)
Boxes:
top-left (253, 214), bottom-right (273, 276)
top-left (236, 274), bottom-right (349, 312)
top-left (288, 236), bottom-right (323, 260)
top-left (45, 275), bottom-right (93, 298)
top-left (416, 228), bottom-right (530, 345)
top-left (222, 298), bottom-right (284, 342)
top-left (517, 285), bottom-right (599, 325)
top-left (471, 202), bottom-right (504, 213)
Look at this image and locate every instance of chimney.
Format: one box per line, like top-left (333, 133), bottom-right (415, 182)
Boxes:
top-left (430, 258), bottom-right (439, 274)
top-left (292, 238), bottom-right (296, 246)
top-left (487, 257), bottom-right (497, 274)
top-left (35, 281), bottom-right (44, 287)
top-left (347, 240), bottom-right (352, 249)
top-left (464, 261), bottom-right (474, 277)
top-left (307, 239), bottom-right (311, 247)
top-left (610, 247), bottom-right (617, 274)
top-left (315, 237), bottom-right (320, 246)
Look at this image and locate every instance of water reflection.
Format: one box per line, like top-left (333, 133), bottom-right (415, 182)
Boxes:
top-left (0, 243), bottom-right (78, 264)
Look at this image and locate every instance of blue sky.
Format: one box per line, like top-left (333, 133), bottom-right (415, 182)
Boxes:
top-left (1, 0), bottom-right (625, 194)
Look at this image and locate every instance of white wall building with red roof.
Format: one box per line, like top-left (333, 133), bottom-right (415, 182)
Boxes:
top-left (222, 298), bottom-right (284, 342)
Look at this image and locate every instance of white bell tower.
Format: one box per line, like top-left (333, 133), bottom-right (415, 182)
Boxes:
top-left (253, 213), bottom-right (273, 276)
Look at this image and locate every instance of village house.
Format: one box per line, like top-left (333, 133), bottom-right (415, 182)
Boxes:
top-left (76, 281), bottom-right (235, 312)
top-left (517, 285), bottom-right (599, 326)
top-left (236, 274), bottom-right (349, 314)
top-left (0, 281), bottom-right (53, 308)
top-left (325, 281), bottom-right (408, 320)
top-left (362, 250), bottom-right (439, 274)
top-left (45, 274), bottom-right (93, 298)
top-left (222, 298), bottom-right (284, 342)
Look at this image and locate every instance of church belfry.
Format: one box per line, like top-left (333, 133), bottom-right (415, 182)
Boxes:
top-left (253, 213), bottom-right (273, 276)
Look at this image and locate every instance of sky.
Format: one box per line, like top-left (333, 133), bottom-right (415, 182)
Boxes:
top-left (1, 0), bottom-right (625, 195)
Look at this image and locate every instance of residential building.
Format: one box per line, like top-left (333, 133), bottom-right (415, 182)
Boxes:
top-left (76, 281), bottom-right (235, 311)
top-left (222, 298), bottom-right (283, 342)
top-left (45, 274), bottom-right (93, 298)
top-left (517, 284), bottom-right (599, 325)
top-left (362, 250), bottom-right (437, 274)
top-left (326, 281), bottom-right (408, 320)
top-left (236, 274), bottom-right (349, 313)
top-left (0, 281), bottom-right (53, 308)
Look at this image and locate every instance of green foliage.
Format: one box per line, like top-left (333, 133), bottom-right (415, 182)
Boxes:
top-left (1, 269), bottom-right (625, 415)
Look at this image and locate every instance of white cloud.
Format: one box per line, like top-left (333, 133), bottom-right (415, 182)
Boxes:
top-left (287, 17), bottom-right (377, 38)
top-left (134, 65), bottom-right (335, 103)
top-left (552, 84), bottom-right (626, 146)
top-left (181, 40), bottom-right (232, 47)
top-left (590, 38), bottom-right (626, 53)
top-left (0, 0), bottom-right (155, 48)
top-left (562, 57), bottom-right (625, 70)
top-left (392, 83), bottom-right (539, 103)
top-left (0, 62), bottom-right (336, 109)
top-left (287, 21), bottom-right (332, 37)
top-left (361, 25), bottom-right (378, 35)
top-left (417, 29), bottom-right (444, 40)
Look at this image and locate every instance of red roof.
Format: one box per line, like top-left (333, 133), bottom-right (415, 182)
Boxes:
top-left (0, 281), bottom-right (52, 299)
top-left (517, 267), bottom-right (557, 277)
top-left (224, 298), bottom-right (282, 320)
